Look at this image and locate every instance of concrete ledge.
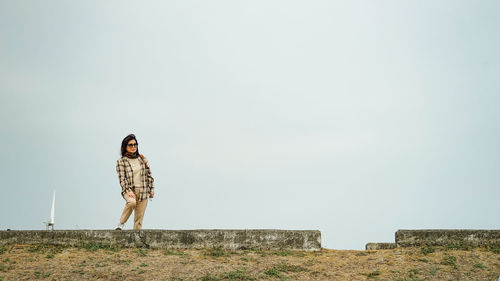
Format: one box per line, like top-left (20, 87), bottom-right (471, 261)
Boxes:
top-left (0, 229), bottom-right (321, 251)
top-left (396, 229), bottom-right (500, 248)
top-left (365, 242), bottom-right (397, 250)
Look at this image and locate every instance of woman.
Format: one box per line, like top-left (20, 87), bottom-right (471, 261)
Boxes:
top-left (115, 134), bottom-right (154, 230)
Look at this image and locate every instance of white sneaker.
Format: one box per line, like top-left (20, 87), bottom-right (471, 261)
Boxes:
top-left (115, 223), bottom-right (124, 230)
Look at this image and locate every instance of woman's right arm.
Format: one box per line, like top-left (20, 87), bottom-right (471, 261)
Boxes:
top-left (116, 159), bottom-right (132, 195)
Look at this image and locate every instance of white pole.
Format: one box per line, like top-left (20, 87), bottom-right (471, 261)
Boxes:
top-left (50, 190), bottom-right (55, 225)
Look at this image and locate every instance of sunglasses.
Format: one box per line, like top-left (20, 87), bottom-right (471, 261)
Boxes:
top-left (127, 143), bottom-right (138, 147)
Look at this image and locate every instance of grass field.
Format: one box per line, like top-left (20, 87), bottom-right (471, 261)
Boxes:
top-left (0, 244), bottom-right (498, 280)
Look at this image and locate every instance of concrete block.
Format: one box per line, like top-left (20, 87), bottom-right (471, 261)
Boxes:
top-left (0, 229), bottom-right (321, 251)
top-left (396, 229), bottom-right (500, 248)
top-left (365, 242), bottom-right (397, 250)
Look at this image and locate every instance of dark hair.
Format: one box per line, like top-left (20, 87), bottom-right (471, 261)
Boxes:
top-left (121, 134), bottom-right (140, 157)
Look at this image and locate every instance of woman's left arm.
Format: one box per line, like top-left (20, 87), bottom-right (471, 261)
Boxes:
top-left (143, 156), bottom-right (155, 195)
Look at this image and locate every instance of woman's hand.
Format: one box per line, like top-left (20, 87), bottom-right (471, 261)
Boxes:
top-left (127, 191), bottom-right (136, 199)
top-left (150, 191), bottom-right (155, 198)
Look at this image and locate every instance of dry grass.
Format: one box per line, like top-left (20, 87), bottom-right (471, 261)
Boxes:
top-left (0, 244), bottom-right (498, 280)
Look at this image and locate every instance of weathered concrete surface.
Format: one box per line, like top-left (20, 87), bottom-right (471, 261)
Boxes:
top-left (365, 242), bottom-right (397, 250)
top-left (0, 229), bottom-right (321, 251)
top-left (396, 229), bottom-right (500, 247)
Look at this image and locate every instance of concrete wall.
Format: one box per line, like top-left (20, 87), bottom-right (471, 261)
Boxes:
top-left (365, 242), bottom-right (397, 250)
top-left (395, 229), bottom-right (500, 247)
top-left (0, 229), bottom-right (321, 251)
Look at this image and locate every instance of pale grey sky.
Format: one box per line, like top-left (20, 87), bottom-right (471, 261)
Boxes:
top-left (0, 0), bottom-right (499, 249)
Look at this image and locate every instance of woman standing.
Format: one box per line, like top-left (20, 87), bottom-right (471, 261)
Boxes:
top-left (115, 134), bottom-right (154, 230)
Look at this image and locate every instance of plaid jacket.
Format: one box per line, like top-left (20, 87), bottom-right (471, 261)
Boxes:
top-left (116, 155), bottom-right (154, 201)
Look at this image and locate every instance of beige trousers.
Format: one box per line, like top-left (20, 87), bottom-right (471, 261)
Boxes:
top-left (119, 190), bottom-right (148, 229)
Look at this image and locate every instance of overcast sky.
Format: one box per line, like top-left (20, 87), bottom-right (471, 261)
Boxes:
top-left (0, 1), bottom-right (499, 250)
